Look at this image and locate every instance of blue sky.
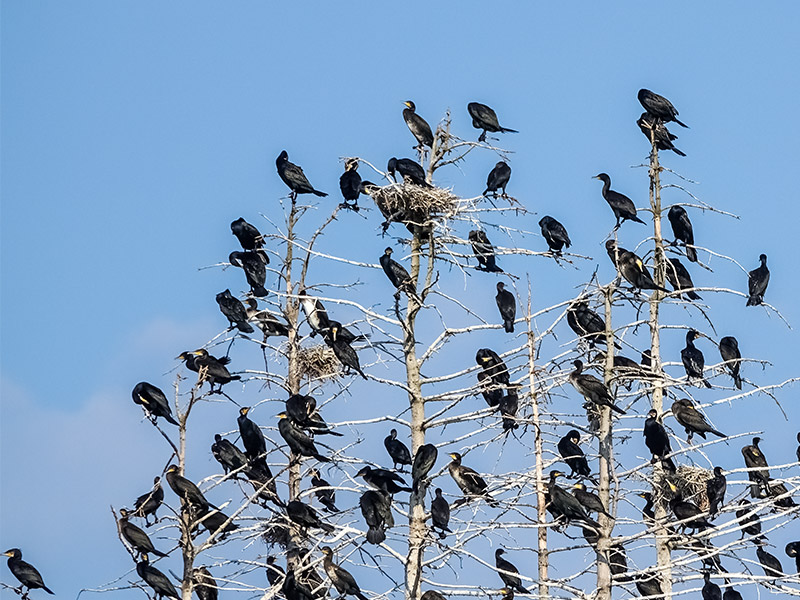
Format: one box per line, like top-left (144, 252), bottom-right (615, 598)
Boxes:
top-left (2, 2), bottom-right (799, 598)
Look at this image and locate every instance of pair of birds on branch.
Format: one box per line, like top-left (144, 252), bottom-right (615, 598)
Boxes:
top-left (403, 99), bottom-right (517, 146)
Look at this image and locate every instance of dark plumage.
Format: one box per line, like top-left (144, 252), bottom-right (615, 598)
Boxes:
top-left (3, 549), bottom-right (53, 595)
top-left (133, 476), bottom-right (164, 526)
top-left (477, 369), bottom-right (503, 408)
top-left (786, 541), bottom-right (800, 574)
top-left (637, 492), bottom-right (656, 524)
top-left (667, 205), bottom-right (697, 262)
top-left (165, 465), bottom-right (211, 511)
top-left (178, 348), bottom-right (240, 389)
top-left (547, 471), bottom-right (599, 529)
top-left (495, 549), bottom-right (529, 594)
top-left (538, 216), bottom-right (571, 255)
top-left (266, 556), bottom-right (286, 588)
top-left (746, 254), bottom-right (769, 306)
top-left (495, 282), bottom-right (516, 333)
top-left (285, 394), bottom-right (341, 437)
top-left (230, 217), bottom-right (264, 251)
top-left (606, 240), bottom-right (668, 293)
top-left (132, 382), bottom-right (179, 426)
top-left (211, 433), bottom-right (248, 475)
top-left (742, 437), bottom-right (771, 497)
top-left (380, 247), bottom-right (417, 299)
top-left (723, 587), bottom-right (743, 600)
top-left (229, 250), bottom-right (269, 297)
top-left (735, 500), bottom-right (763, 540)
top-left (665, 258), bottom-right (701, 301)
top-left (387, 157), bottom-right (430, 187)
top-left (667, 483), bottom-right (710, 532)
top-left (327, 335), bottom-right (367, 379)
top-left (634, 575), bottom-right (663, 599)
top-left (137, 554), bottom-right (179, 599)
top-left (384, 429), bottom-right (412, 471)
top-left (339, 159), bottom-right (362, 209)
top-left (483, 161), bottom-right (511, 197)
top-left (286, 500), bottom-right (334, 533)
top-left (608, 544), bottom-right (628, 580)
top-left (498, 386), bottom-right (520, 432)
top-left (276, 150), bottom-right (327, 198)
top-left (643, 409), bottom-right (676, 472)
top-left (756, 545), bottom-right (784, 579)
top-left (569, 360), bottom-right (626, 415)
top-left (192, 567), bottom-right (218, 600)
top-left (475, 348), bottom-right (510, 385)
top-left (278, 413), bottom-right (330, 463)
top-left (412, 443), bottom-right (438, 492)
top-left (118, 508), bottom-right (168, 557)
top-left (197, 506), bottom-right (238, 539)
top-left (238, 406), bottom-right (267, 461)
top-left (468, 230), bottom-right (503, 272)
top-left (681, 329), bottom-right (712, 388)
top-left (701, 572), bottom-right (721, 600)
top-left (593, 173), bottom-right (645, 229)
top-left (706, 467), bottom-right (726, 518)
top-left (403, 101), bottom-right (434, 149)
top-left (448, 452), bottom-right (497, 506)
top-left (637, 112), bottom-right (686, 156)
top-left (638, 88), bottom-right (688, 128)
top-left (557, 430), bottom-right (591, 478)
top-left (321, 547), bottom-right (368, 600)
top-left (245, 298), bottom-right (289, 338)
top-left (430, 488), bottom-right (451, 538)
top-left (327, 320), bottom-right (368, 345)
top-left (567, 301), bottom-right (619, 349)
top-left (310, 470), bottom-right (338, 513)
top-left (360, 490), bottom-right (393, 545)
top-left (298, 288), bottom-right (331, 336)
top-left (671, 398), bottom-right (725, 441)
top-left (718, 336), bottom-right (742, 390)
top-left (572, 483), bottom-right (612, 518)
top-left (357, 466), bottom-right (412, 495)
top-left (216, 289), bottom-right (255, 333)
top-left (467, 102), bottom-right (517, 142)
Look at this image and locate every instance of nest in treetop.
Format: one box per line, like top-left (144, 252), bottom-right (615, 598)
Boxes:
top-left (658, 465), bottom-right (714, 511)
top-left (368, 182), bottom-right (461, 226)
top-left (296, 344), bottom-right (341, 380)
top-left (261, 518), bottom-right (291, 548)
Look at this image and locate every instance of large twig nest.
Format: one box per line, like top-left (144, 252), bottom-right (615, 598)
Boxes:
top-left (369, 182), bottom-right (461, 225)
top-left (296, 344), bottom-right (341, 380)
top-left (658, 465), bottom-right (713, 510)
top-left (261, 518), bottom-right (291, 548)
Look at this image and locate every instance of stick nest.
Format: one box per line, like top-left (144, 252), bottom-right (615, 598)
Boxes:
top-left (261, 518), bottom-right (291, 548)
top-left (296, 344), bottom-right (341, 381)
top-left (658, 465), bottom-right (713, 510)
top-left (369, 182), bottom-right (461, 225)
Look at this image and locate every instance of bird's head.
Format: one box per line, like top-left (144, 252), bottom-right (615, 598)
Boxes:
top-left (573, 483), bottom-right (587, 491)
top-left (759, 253), bottom-right (767, 264)
top-left (592, 173), bottom-right (610, 182)
top-left (355, 466), bottom-right (371, 478)
top-left (277, 150), bottom-right (288, 163)
top-left (389, 429), bottom-right (398, 438)
top-left (166, 465), bottom-right (179, 474)
top-left (404, 101), bottom-right (415, 110)
top-left (239, 406), bottom-right (250, 416)
top-left (605, 239), bottom-right (617, 251)
top-left (3, 549), bottom-right (21, 558)
top-left (384, 247), bottom-right (393, 256)
top-left (177, 351), bottom-right (192, 361)
top-left (497, 282), bottom-right (505, 291)
top-left (568, 430), bottom-right (581, 444)
top-left (448, 452), bottom-right (462, 462)
top-left (495, 548), bottom-right (506, 557)
top-left (321, 546), bottom-right (333, 556)
top-left (434, 487), bottom-right (443, 495)
top-left (572, 359), bottom-right (584, 372)
top-left (646, 409), bottom-right (658, 419)
top-left (550, 470), bottom-right (564, 480)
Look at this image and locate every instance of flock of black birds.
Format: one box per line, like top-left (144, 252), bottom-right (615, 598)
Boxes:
top-left (5, 92), bottom-right (796, 600)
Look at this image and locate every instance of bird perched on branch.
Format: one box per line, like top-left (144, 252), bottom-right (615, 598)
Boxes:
top-left (277, 413), bottom-right (331, 463)
top-left (448, 452), bottom-right (498, 506)
top-left (495, 282), bottom-right (516, 333)
top-left (643, 409), bottom-right (676, 472)
top-left (495, 549), bottom-right (529, 594)
top-left (118, 508), bottom-right (169, 557)
top-left (569, 360), bottom-right (626, 415)
top-left (356, 466), bottom-right (412, 495)
top-left (177, 349), bottom-right (240, 390)
top-left (706, 467), bottom-right (727, 518)
top-left (310, 470), bottom-right (338, 513)
top-left (637, 112), bottom-right (686, 156)
top-left (403, 101), bottom-right (434, 150)
top-left (384, 429), bottom-right (412, 471)
top-left (680, 330), bottom-right (712, 388)
top-left (572, 483), bottom-right (612, 519)
top-left (339, 159), bottom-right (362, 210)
top-left (476, 348), bottom-right (510, 386)
top-left (137, 554), bottom-right (179, 600)
top-left (298, 288), bottom-right (331, 337)
top-left (285, 394), bottom-right (342, 437)
top-left (380, 247), bottom-right (418, 300)
top-left (735, 499), bottom-right (763, 540)
top-left (326, 333), bottom-right (367, 379)
top-left (741, 437), bottom-right (771, 498)
top-left (667, 482), bottom-right (710, 532)
top-left (216, 289), bottom-right (255, 333)
top-left (786, 541), bottom-right (800, 574)
top-left (132, 382), bottom-right (179, 426)
top-left (756, 545), bottom-right (784, 580)
top-left (498, 386), bottom-right (520, 432)
top-left (539, 216), bottom-right (571, 255)
top-left (468, 230), bottom-right (503, 272)
top-left (245, 298), bottom-right (289, 338)
top-left (665, 258), bottom-right (701, 301)
top-left (593, 173), bottom-right (645, 229)
top-left (211, 433), bottom-right (248, 475)
top-left (671, 398), bottom-right (725, 441)
top-left (231, 217), bottom-right (264, 251)
top-left (229, 250), bottom-right (269, 297)
top-left (412, 443), bottom-right (438, 492)
top-left (558, 430), bottom-right (591, 479)
top-left (238, 406), bottom-right (266, 462)
top-left (431, 488), bottom-right (451, 538)
top-left (321, 547), bottom-right (368, 600)
top-left (3, 549), bottom-right (54, 596)
top-left (746, 254), bottom-right (769, 306)
top-left (387, 157), bottom-right (430, 187)
top-left (701, 572), bottom-right (721, 600)
top-left (483, 161), bottom-right (511, 198)
top-left (567, 301), bottom-right (619, 349)
top-left (165, 465), bottom-right (212, 511)
top-left (192, 567), bottom-right (218, 600)
top-left (266, 556), bottom-right (286, 588)
top-left (718, 336), bottom-right (742, 390)
top-left (467, 102), bottom-right (517, 142)
top-left (605, 240), bottom-right (668, 293)
top-left (547, 471), bottom-right (599, 530)
top-left (287, 500), bottom-right (334, 533)
top-left (133, 476), bottom-right (164, 526)
top-left (638, 88), bottom-right (688, 128)
top-left (276, 150), bottom-right (327, 199)
top-left (667, 205), bottom-right (697, 262)
top-left (477, 369), bottom-right (504, 408)
top-left (360, 490), bottom-right (393, 545)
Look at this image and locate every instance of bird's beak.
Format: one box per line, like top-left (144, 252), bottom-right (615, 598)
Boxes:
top-left (403, 101), bottom-right (412, 108)
top-left (3, 551), bottom-right (12, 557)
top-left (448, 453), bottom-right (457, 459)
top-left (667, 481), bottom-right (677, 492)
top-left (591, 175), bottom-right (599, 180)
top-left (191, 350), bottom-right (203, 356)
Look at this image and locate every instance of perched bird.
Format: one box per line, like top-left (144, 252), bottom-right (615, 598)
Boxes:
top-left (380, 247), bottom-right (417, 298)
top-left (277, 413), bottom-right (330, 463)
top-left (786, 541), bottom-right (800, 574)
top-left (667, 482), bottom-right (711, 532)
top-left (538, 216), bottom-right (571, 255)
top-left (132, 382), bottom-right (179, 426)
top-left (411, 443), bottom-right (438, 492)
top-left (244, 298), bottom-right (289, 338)
top-left (605, 240), bottom-right (668, 293)
top-left (741, 437), bottom-right (771, 498)
top-left (569, 360), bottom-right (626, 415)
top-left (746, 254), bottom-right (769, 306)
top-left (483, 161), bottom-right (512, 197)
top-left (756, 545), bottom-right (784, 579)
top-left (281, 568), bottom-right (315, 600)
top-left (3, 549), bottom-right (54, 595)
top-left (384, 429), bottom-right (412, 471)
top-left (133, 476), bottom-right (164, 526)
top-left (387, 157), bottom-right (430, 187)
top-left (681, 329), bottom-right (712, 388)
top-left (667, 205), bottom-right (697, 262)
top-left (403, 101), bottom-right (434, 150)
top-left (356, 466), bottom-right (412, 495)
top-left (495, 282), bottom-right (516, 333)
top-left (326, 335), bottom-right (367, 379)
top-left (238, 407), bottom-right (267, 461)
top-left (593, 173), bottom-right (646, 229)
top-left (199, 505), bottom-right (239, 539)
top-left (475, 348), bottom-right (510, 386)
top-left (495, 549), bottom-right (529, 594)
top-left (326, 320), bottom-right (368, 345)
top-left (266, 556), bottom-right (286, 588)
top-left (723, 587), bottom-right (743, 600)
top-left (706, 467), bottom-right (727, 518)
top-left (230, 217), bottom-right (264, 250)
top-left (566, 301), bottom-right (619, 349)
top-left (211, 434), bottom-right (248, 475)
top-left (498, 386), bottom-right (520, 432)
top-left (608, 544), bottom-right (628, 580)
top-left (178, 349), bottom-right (240, 390)
top-left (360, 490), bottom-right (393, 545)
top-left (216, 289), bottom-right (255, 333)
top-left (137, 554), bottom-right (180, 600)
top-left (770, 480), bottom-right (798, 509)
top-left (286, 500), bottom-right (334, 533)
top-left (671, 398), bottom-right (724, 441)
top-left (638, 89), bottom-right (688, 128)
top-left (637, 112), bottom-right (686, 156)
top-left (321, 547), bottom-right (368, 600)
top-left (572, 483), bottom-right (612, 519)
top-left (285, 394), bottom-right (342, 437)
top-left (118, 508), bottom-right (169, 557)
top-left (557, 430), bottom-right (591, 479)
top-left (718, 336), bottom-right (742, 390)
top-left (297, 288), bottom-right (331, 337)
top-left (245, 457), bottom-right (281, 508)
top-left (430, 488), bottom-right (451, 538)
top-left (477, 369), bottom-right (504, 408)
top-left (665, 258), bottom-right (701, 301)
top-left (165, 465), bottom-right (211, 511)
top-left (448, 452), bottom-right (497, 506)
top-left (735, 499), bottom-right (763, 541)
top-left (229, 250), bottom-right (269, 297)
top-left (547, 471), bottom-right (599, 530)
top-left (192, 567), bottom-right (218, 600)
top-left (467, 102), bottom-right (517, 142)
top-left (643, 409), bottom-right (676, 472)
top-left (797, 432), bottom-right (800, 465)
top-left (634, 575), bottom-right (664, 599)
top-left (637, 492), bottom-right (656, 524)
top-left (339, 159), bottom-right (362, 209)
top-left (468, 230), bottom-right (503, 272)
top-left (701, 572), bottom-right (722, 600)
top-left (310, 469), bottom-right (338, 513)
top-left (276, 150), bottom-right (327, 198)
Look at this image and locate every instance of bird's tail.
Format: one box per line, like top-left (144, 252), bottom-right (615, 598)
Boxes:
top-left (321, 522), bottom-right (335, 533)
top-left (702, 378), bottom-right (712, 389)
top-left (631, 215), bottom-right (647, 225)
top-left (399, 486), bottom-right (414, 493)
top-left (687, 290), bottom-right (702, 301)
top-left (237, 321), bottom-right (255, 334)
top-left (322, 501), bottom-right (339, 513)
top-left (230, 375), bottom-right (242, 381)
top-left (711, 429), bottom-right (726, 438)
top-left (685, 245), bottom-right (697, 262)
top-left (43, 586), bottom-right (55, 595)
top-left (152, 549), bottom-right (170, 558)
top-left (500, 127), bottom-right (519, 134)
top-left (610, 403), bottom-right (627, 415)
top-left (366, 527), bottom-right (386, 545)
top-left (314, 453), bottom-right (332, 463)
top-left (165, 413), bottom-right (179, 426)
top-left (356, 592), bottom-right (369, 600)
top-left (515, 585), bottom-right (530, 594)
top-left (733, 374), bottom-right (742, 390)
top-left (674, 118), bottom-right (689, 129)
top-left (312, 189), bottom-right (328, 197)
top-left (672, 146), bottom-right (687, 157)
top-left (746, 295), bottom-right (762, 306)
top-left (253, 285), bottom-right (269, 298)
top-left (504, 320), bottom-right (514, 333)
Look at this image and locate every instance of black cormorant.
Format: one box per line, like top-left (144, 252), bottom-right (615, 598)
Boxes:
top-left (430, 488), bottom-right (451, 538)
top-left (637, 492), bottom-right (656, 524)
top-left (557, 430), bottom-right (591, 478)
top-left (671, 398), bottom-right (724, 441)
top-left (238, 406), bottom-right (267, 461)
top-left (746, 254), bottom-right (769, 306)
top-left (327, 320), bottom-right (368, 345)
top-left (356, 466), bottom-right (412, 495)
top-left (181, 348), bottom-right (240, 389)
top-left (723, 587), bottom-right (743, 600)
top-left (643, 409), bottom-right (676, 472)
top-left (245, 298), bottom-right (289, 338)
top-left (278, 413), bottom-right (330, 462)
top-left (165, 465), bottom-right (211, 511)
top-left (298, 288), bottom-right (331, 336)
top-left (286, 500), bottom-right (334, 533)
top-left (380, 247), bottom-right (417, 298)
top-left (498, 386), bottom-right (520, 432)
top-left (133, 476), bottom-right (164, 526)
top-left (606, 240), bottom-right (668, 293)
top-left (326, 335), bottom-right (367, 379)
top-left (276, 150), bottom-right (327, 199)
top-left (667, 482), bottom-right (710, 532)
top-left (387, 157), bottom-right (430, 187)
top-left (756, 545), bottom-right (784, 579)
top-left (321, 547), bottom-right (368, 600)
top-left (192, 567), bottom-right (218, 600)
top-left (483, 161), bottom-right (511, 197)
top-left (475, 348), bottom-right (510, 385)
top-left (3, 549), bottom-right (54, 595)
top-left (638, 89), bottom-right (688, 128)
top-left (384, 429), bottom-right (412, 471)
top-left (216, 289), bottom-right (255, 333)
top-left (538, 216), bottom-right (571, 255)
top-left (137, 554), bottom-right (179, 600)
top-left (421, 591), bottom-right (445, 600)
top-left (494, 549), bottom-right (529, 594)
top-left (285, 394), bottom-right (341, 437)
top-left (741, 437), bottom-right (771, 497)
top-left (231, 217), bottom-right (264, 250)
top-left (786, 541), bottom-right (800, 574)
top-left (572, 483), bottom-right (612, 518)
top-left (360, 490), bottom-right (393, 545)
top-left (339, 159), bottom-right (362, 210)
top-left (310, 470), bottom-right (338, 513)
top-left (593, 173), bottom-right (645, 229)
top-left (266, 556), bottom-right (286, 588)
top-left (706, 467), bottom-right (726, 518)
top-left (665, 258), bottom-right (701, 301)
top-left (211, 434), bottom-right (248, 475)
top-left (412, 443), bottom-right (438, 492)
top-left (701, 572), bottom-right (721, 600)
top-left (735, 499), bottom-right (763, 540)
top-left (467, 102), bottom-right (517, 142)
top-left (718, 336), bottom-right (742, 390)
top-left (118, 508), bottom-right (168, 557)
top-left (681, 329), bottom-right (712, 388)
top-left (229, 250), bottom-right (269, 297)
top-left (637, 112), bottom-right (686, 156)
top-left (547, 471), bottom-right (599, 529)
top-left (468, 230), bottom-right (503, 272)
top-left (448, 452), bottom-right (497, 506)
top-left (403, 101), bottom-right (434, 150)
top-left (477, 370), bottom-right (503, 408)
top-left (634, 575), bottom-right (663, 599)
top-left (569, 360), bottom-right (626, 414)
top-left (566, 301), bottom-right (619, 349)
top-left (667, 206), bottom-right (697, 262)
top-left (495, 282), bottom-right (516, 333)
top-left (132, 382), bottom-right (179, 426)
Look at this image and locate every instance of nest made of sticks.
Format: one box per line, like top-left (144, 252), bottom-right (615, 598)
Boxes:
top-left (261, 518), bottom-right (291, 548)
top-left (370, 182), bottom-right (461, 224)
top-left (296, 344), bottom-right (341, 380)
top-left (657, 465), bottom-right (714, 510)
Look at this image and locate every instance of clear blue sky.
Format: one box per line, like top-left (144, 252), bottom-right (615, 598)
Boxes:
top-left (2, 2), bottom-right (799, 598)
